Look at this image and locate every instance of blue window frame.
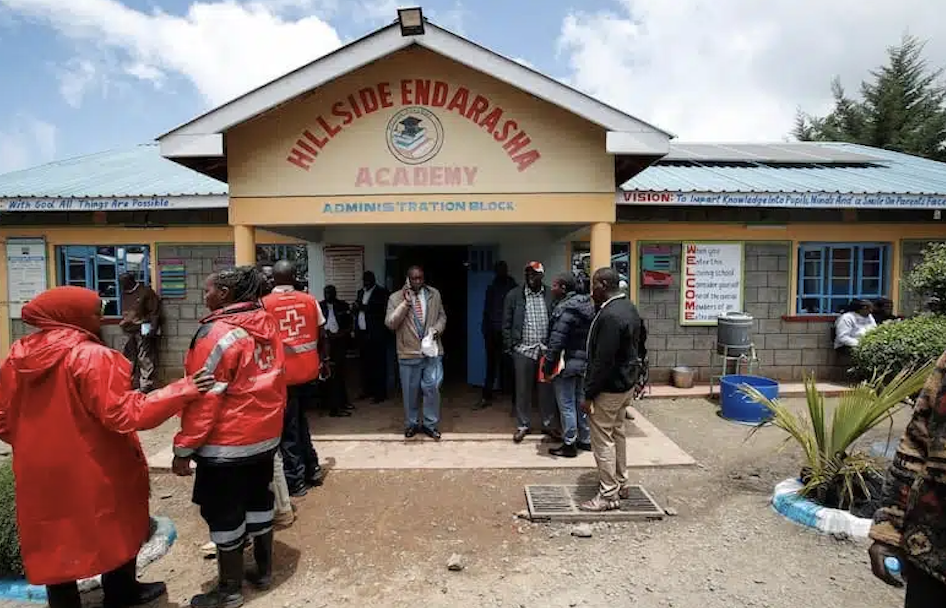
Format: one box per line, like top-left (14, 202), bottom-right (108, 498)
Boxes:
top-left (56, 245), bottom-right (150, 317)
top-left (796, 243), bottom-right (890, 314)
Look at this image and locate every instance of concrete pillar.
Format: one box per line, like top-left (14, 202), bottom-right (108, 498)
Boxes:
top-left (589, 222), bottom-right (612, 275)
top-left (233, 225), bottom-right (256, 266)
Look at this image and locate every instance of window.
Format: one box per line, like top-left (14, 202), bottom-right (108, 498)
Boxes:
top-left (256, 244), bottom-right (309, 289)
top-left (57, 245), bottom-right (150, 317)
top-left (796, 243), bottom-right (890, 314)
top-left (571, 242), bottom-right (631, 294)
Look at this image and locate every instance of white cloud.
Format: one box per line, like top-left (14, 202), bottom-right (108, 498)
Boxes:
top-left (0, 0), bottom-right (344, 108)
top-left (58, 58), bottom-right (100, 108)
top-left (558, 0), bottom-right (946, 141)
top-left (0, 117), bottom-right (58, 173)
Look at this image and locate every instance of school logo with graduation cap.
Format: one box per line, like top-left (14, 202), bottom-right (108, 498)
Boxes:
top-left (385, 106), bottom-right (444, 165)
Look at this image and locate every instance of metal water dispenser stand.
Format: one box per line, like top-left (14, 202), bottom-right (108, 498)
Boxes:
top-left (709, 343), bottom-right (760, 398)
top-left (710, 312), bottom-right (760, 398)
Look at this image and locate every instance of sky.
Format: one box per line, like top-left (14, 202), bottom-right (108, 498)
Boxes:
top-left (0, 0), bottom-right (943, 174)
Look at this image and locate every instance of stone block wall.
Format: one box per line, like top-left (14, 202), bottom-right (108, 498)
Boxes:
top-left (155, 244), bottom-right (235, 383)
top-left (638, 242), bottom-right (844, 383)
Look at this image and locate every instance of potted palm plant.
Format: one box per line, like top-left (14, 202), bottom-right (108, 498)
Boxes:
top-left (742, 361), bottom-right (934, 515)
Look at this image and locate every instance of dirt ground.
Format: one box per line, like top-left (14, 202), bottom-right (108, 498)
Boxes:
top-left (4, 396), bottom-right (910, 607)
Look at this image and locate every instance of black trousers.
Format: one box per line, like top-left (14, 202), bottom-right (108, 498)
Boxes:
top-left (46, 558), bottom-right (139, 608)
top-left (482, 330), bottom-right (513, 401)
top-left (326, 335), bottom-right (351, 412)
top-left (905, 564), bottom-right (945, 608)
top-left (281, 384), bottom-right (320, 491)
top-left (358, 333), bottom-right (388, 401)
top-left (193, 454), bottom-right (275, 552)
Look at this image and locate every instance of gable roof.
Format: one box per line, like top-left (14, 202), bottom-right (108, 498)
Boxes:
top-left (158, 18), bottom-right (671, 164)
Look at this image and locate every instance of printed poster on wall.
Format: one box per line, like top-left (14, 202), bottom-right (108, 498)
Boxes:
top-left (6, 238), bottom-right (48, 319)
top-left (680, 242), bottom-right (744, 326)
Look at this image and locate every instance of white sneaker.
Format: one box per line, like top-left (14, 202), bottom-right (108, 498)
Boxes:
top-left (200, 538), bottom-right (253, 558)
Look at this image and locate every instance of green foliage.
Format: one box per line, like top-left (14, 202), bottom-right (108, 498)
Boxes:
top-left (905, 243), bottom-right (946, 313)
top-left (852, 314), bottom-right (946, 380)
top-left (794, 35), bottom-right (946, 161)
top-left (0, 460), bottom-right (23, 578)
top-left (745, 364), bottom-right (934, 509)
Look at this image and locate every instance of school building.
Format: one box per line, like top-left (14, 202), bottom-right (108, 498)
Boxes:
top-left (3, 7), bottom-right (946, 385)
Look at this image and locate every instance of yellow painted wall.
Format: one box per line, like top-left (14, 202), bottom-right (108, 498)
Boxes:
top-left (229, 193), bottom-right (615, 226)
top-left (607, 222), bottom-right (946, 313)
top-left (0, 226), bottom-right (301, 358)
top-left (227, 46), bottom-right (613, 198)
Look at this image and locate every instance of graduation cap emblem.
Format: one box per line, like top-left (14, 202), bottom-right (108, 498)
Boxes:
top-left (398, 116), bottom-right (423, 137)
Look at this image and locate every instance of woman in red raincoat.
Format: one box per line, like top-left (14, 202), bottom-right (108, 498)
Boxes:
top-left (0, 286), bottom-right (214, 608)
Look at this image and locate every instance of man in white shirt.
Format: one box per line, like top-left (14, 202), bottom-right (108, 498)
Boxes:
top-left (835, 299), bottom-right (878, 351)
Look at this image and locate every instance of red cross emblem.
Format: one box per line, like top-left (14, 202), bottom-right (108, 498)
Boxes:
top-left (279, 309), bottom-right (307, 337)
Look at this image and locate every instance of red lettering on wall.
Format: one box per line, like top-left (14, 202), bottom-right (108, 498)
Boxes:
top-left (286, 80), bottom-right (542, 173)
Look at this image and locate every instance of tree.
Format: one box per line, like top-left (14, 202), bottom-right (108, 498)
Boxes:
top-left (794, 35), bottom-right (946, 161)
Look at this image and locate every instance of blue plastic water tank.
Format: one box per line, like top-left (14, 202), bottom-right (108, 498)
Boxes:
top-left (719, 375), bottom-right (778, 424)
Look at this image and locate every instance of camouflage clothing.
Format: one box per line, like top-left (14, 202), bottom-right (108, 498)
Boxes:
top-left (871, 351), bottom-right (946, 584)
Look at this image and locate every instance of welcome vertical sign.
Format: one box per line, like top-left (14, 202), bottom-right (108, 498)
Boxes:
top-left (680, 242), bottom-right (744, 326)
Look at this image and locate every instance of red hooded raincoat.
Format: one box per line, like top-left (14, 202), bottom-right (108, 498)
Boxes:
top-left (0, 287), bottom-right (203, 585)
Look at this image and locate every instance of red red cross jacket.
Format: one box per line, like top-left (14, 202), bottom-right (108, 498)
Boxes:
top-left (174, 301), bottom-right (286, 462)
top-left (262, 286), bottom-right (324, 386)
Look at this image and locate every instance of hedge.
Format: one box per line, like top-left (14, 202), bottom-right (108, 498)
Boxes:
top-left (0, 460), bottom-right (23, 578)
top-left (852, 314), bottom-right (946, 380)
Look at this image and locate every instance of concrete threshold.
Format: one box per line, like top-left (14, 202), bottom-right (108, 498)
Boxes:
top-left (147, 407), bottom-right (696, 471)
top-left (647, 381), bottom-right (849, 399)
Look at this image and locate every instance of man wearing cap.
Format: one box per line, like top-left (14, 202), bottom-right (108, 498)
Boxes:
top-left (503, 261), bottom-right (556, 443)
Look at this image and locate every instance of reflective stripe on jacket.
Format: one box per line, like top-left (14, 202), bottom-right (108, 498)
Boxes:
top-left (175, 301), bottom-right (286, 463)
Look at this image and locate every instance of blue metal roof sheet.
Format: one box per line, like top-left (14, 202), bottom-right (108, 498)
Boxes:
top-left (0, 144), bottom-right (226, 198)
top-left (623, 142), bottom-right (946, 195)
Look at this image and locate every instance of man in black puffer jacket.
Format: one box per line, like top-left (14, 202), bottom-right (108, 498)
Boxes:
top-left (543, 273), bottom-right (595, 458)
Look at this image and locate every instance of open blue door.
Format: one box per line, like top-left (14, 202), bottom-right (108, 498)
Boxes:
top-left (467, 246), bottom-right (497, 386)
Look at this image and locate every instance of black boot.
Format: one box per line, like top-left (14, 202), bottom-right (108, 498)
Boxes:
top-left (190, 546), bottom-right (245, 608)
top-left (549, 443), bottom-right (578, 458)
top-left (102, 558), bottom-right (167, 608)
top-left (46, 582), bottom-right (81, 608)
top-left (245, 530), bottom-right (274, 590)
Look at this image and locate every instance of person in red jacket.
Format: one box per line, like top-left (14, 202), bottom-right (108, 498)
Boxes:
top-left (172, 266), bottom-right (286, 608)
top-left (261, 260), bottom-right (328, 496)
top-left (0, 286), bottom-right (214, 608)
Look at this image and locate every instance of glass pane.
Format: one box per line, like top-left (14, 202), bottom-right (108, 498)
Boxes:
top-left (102, 298), bottom-right (119, 317)
top-left (830, 298), bottom-right (849, 314)
top-left (802, 279), bottom-right (820, 294)
top-left (861, 278), bottom-right (880, 294)
top-left (803, 261), bottom-right (821, 276)
top-left (799, 298), bottom-right (821, 314)
top-left (831, 279), bottom-right (852, 296)
top-left (611, 243), bottom-right (630, 285)
top-left (862, 247), bottom-right (881, 262)
top-left (861, 261), bottom-right (880, 278)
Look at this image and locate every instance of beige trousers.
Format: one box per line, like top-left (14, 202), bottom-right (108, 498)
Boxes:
top-left (589, 391), bottom-right (632, 499)
top-left (273, 451), bottom-right (292, 515)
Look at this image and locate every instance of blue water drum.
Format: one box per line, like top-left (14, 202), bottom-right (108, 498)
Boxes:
top-left (719, 375), bottom-right (779, 424)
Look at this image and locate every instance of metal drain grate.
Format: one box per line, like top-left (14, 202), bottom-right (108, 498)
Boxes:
top-left (524, 484), bottom-right (665, 522)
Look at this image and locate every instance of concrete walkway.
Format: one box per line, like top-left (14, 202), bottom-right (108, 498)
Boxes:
top-left (146, 406), bottom-right (695, 471)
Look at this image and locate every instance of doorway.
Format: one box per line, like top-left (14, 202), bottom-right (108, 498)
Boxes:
top-left (385, 244), bottom-right (470, 380)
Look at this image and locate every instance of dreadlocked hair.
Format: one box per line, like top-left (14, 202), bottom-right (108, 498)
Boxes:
top-left (213, 266), bottom-right (265, 303)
